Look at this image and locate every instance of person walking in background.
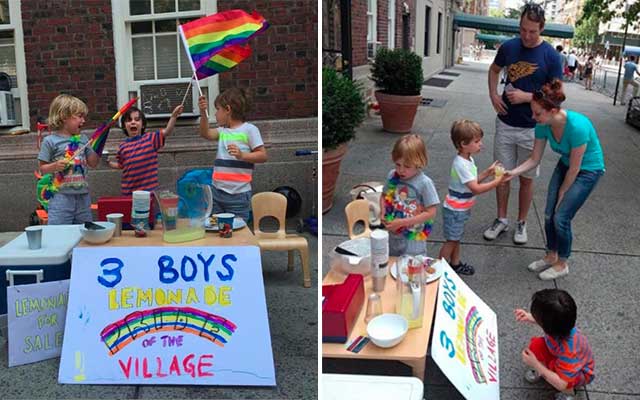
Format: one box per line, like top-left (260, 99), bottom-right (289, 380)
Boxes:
top-left (507, 79), bottom-right (604, 280)
top-left (556, 45), bottom-right (568, 81)
top-left (620, 55), bottom-right (639, 106)
top-left (583, 56), bottom-right (594, 90)
top-left (566, 50), bottom-right (578, 81)
top-left (485, 2), bottom-right (563, 245)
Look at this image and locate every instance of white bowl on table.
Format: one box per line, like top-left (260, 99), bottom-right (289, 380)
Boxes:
top-left (366, 313), bottom-right (409, 348)
top-left (79, 222), bottom-right (116, 244)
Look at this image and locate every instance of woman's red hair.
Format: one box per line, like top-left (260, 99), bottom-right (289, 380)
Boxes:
top-left (533, 79), bottom-right (566, 111)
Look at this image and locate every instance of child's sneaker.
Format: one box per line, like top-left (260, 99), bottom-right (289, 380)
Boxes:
top-left (452, 262), bottom-right (475, 275)
top-left (524, 369), bottom-right (541, 383)
top-left (554, 392), bottom-right (576, 400)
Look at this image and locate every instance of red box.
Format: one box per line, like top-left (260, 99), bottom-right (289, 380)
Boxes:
top-left (322, 274), bottom-right (365, 343)
top-left (97, 195), bottom-right (156, 229)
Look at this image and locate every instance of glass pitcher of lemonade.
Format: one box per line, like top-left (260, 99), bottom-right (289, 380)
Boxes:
top-left (155, 182), bottom-right (212, 243)
top-left (395, 256), bottom-right (426, 329)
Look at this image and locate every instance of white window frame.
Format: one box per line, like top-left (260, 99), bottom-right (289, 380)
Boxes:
top-left (111, 0), bottom-right (218, 122)
top-left (0, 0), bottom-right (28, 131)
top-left (388, 0), bottom-right (396, 49)
top-left (367, 0), bottom-right (378, 58)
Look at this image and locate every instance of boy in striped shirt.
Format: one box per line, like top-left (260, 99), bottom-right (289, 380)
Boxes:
top-left (516, 289), bottom-right (595, 400)
top-left (198, 89), bottom-right (267, 221)
top-left (439, 120), bottom-right (507, 275)
top-left (108, 105), bottom-right (184, 195)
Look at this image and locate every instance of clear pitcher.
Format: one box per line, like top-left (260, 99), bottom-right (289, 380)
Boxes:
top-left (395, 256), bottom-right (425, 329)
top-left (154, 182), bottom-right (212, 243)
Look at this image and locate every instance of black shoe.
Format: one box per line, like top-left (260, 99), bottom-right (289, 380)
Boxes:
top-left (452, 262), bottom-right (475, 275)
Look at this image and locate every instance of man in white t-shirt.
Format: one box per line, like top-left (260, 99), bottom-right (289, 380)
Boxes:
top-left (567, 50), bottom-right (578, 81)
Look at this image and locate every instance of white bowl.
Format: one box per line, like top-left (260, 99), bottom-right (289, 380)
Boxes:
top-left (366, 313), bottom-right (409, 348)
top-left (80, 222), bottom-right (116, 244)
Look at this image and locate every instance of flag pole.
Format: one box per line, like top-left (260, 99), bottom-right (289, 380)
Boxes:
top-left (178, 25), bottom-right (209, 119)
top-left (180, 76), bottom-right (193, 107)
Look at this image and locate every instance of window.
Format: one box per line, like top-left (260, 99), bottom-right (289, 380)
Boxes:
top-left (0, 0), bottom-right (27, 129)
top-left (387, 0), bottom-right (396, 49)
top-left (424, 6), bottom-right (431, 57)
top-left (112, 0), bottom-right (217, 118)
top-left (437, 12), bottom-right (442, 54)
top-left (367, 0), bottom-right (378, 58)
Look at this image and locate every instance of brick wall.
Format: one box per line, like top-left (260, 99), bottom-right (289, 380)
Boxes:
top-left (22, 0), bottom-right (116, 129)
top-left (377, 0), bottom-right (388, 50)
top-left (218, 1), bottom-right (317, 120)
top-left (352, 1), bottom-right (368, 67)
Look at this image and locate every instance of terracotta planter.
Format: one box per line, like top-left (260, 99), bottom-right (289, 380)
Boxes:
top-left (375, 91), bottom-right (422, 133)
top-left (322, 143), bottom-right (348, 214)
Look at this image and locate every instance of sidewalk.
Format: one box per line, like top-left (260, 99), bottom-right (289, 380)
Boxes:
top-left (0, 230), bottom-right (318, 400)
top-left (322, 61), bottom-right (640, 399)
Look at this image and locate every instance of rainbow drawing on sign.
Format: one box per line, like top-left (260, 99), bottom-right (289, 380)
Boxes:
top-left (100, 306), bottom-right (237, 356)
top-left (465, 306), bottom-right (486, 384)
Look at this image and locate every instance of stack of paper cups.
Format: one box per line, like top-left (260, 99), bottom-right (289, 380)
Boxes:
top-left (370, 229), bottom-right (389, 292)
top-left (131, 190), bottom-right (150, 230)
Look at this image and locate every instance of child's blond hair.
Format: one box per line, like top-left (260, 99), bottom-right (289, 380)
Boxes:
top-left (450, 119), bottom-right (483, 150)
top-left (214, 88), bottom-right (250, 121)
top-left (48, 94), bottom-right (88, 130)
top-left (391, 134), bottom-right (428, 168)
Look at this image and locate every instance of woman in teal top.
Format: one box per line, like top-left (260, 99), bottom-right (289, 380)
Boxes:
top-left (508, 79), bottom-right (605, 281)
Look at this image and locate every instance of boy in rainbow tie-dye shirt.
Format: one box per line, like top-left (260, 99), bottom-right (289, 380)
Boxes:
top-left (515, 289), bottom-right (595, 400)
top-left (198, 88), bottom-right (267, 221)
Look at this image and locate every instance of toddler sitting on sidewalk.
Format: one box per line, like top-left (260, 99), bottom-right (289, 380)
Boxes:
top-left (515, 289), bottom-right (595, 400)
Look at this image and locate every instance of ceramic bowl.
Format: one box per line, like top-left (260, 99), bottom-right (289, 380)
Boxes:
top-left (80, 221), bottom-right (116, 244)
top-left (366, 313), bottom-right (409, 348)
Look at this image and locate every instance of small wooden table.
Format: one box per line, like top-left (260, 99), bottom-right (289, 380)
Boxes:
top-left (322, 260), bottom-right (439, 381)
top-left (78, 226), bottom-right (257, 247)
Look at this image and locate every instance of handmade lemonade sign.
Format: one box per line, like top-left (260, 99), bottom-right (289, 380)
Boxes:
top-left (7, 280), bottom-right (70, 367)
top-left (58, 246), bottom-right (275, 385)
top-left (431, 260), bottom-right (499, 400)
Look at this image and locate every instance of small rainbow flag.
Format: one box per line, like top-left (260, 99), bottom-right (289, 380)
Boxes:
top-left (179, 9), bottom-right (269, 80)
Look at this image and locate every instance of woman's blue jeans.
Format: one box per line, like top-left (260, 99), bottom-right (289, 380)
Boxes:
top-left (544, 161), bottom-right (604, 260)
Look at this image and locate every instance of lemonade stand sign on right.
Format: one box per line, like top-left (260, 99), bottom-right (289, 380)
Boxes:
top-left (431, 260), bottom-right (499, 400)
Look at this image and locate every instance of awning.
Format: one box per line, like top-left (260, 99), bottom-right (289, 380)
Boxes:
top-left (454, 12), bottom-right (574, 39)
top-left (599, 32), bottom-right (640, 47)
top-left (475, 33), bottom-right (515, 43)
top-left (624, 45), bottom-right (640, 56)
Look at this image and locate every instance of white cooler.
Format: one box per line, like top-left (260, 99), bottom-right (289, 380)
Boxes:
top-left (322, 374), bottom-right (424, 400)
top-left (0, 225), bottom-right (82, 336)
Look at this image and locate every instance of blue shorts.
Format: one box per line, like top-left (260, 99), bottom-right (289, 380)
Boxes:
top-left (442, 207), bottom-right (471, 241)
top-left (47, 192), bottom-right (93, 225)
top-left (211, 186), bottom-right (252, 221)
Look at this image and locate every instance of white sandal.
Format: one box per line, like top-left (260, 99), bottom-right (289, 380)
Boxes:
top-left (527, 259), bottom-right (553, 272)
top-left (538, 265), bottom-right (569, 280)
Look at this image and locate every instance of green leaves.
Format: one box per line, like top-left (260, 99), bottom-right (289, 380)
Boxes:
top-left (370, 48), bottom-right (424, 96)
top-left (322, 68), bottom-right (366, 150)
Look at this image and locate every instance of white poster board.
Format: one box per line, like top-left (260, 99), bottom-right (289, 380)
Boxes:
top-left (431, 260), bottom-right (499, 400)
top-left (7, 280), bottom-right (70, 367)
top-left (58, 246), bottom-right (275, 385)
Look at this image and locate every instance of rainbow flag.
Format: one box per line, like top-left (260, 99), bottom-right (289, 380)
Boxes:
top-left (179, 10), bottom-right (269, 80)
top-left (84, 97), bottom-right (138, 157)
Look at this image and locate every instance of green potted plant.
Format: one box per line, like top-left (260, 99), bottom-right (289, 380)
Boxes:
top-left (322, 67), bottom-right (365, 213)
top-left (371, 48), bottom-right (423, 133)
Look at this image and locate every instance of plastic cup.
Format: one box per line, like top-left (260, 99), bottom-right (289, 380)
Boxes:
top-left (25, 226), bottom-right (42, 250)
top-left (495, 165), bottom-right (505, 178)
top-left (217, 213), bottom-right (235, 238)
top-left (365, 293), bottom-right (383, 324)
top-left (106, 213), bottom-right (124, 237)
